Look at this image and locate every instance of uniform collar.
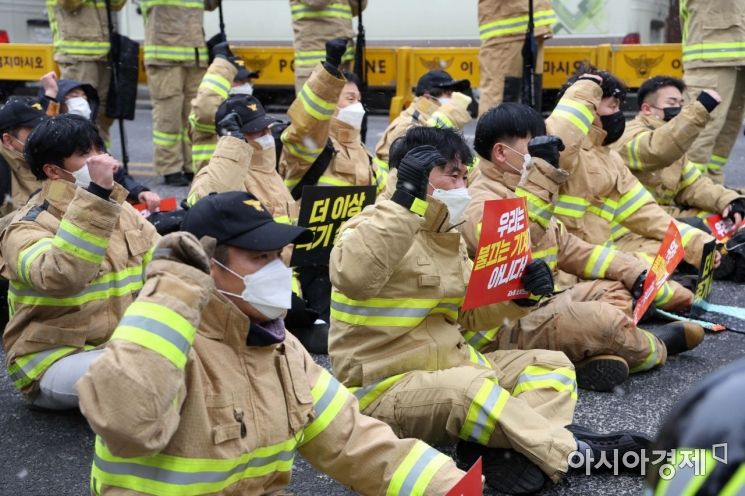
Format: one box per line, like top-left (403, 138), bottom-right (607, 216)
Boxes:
top-left (408, 96), bottom-right (439, 119)
top-left (636, 112), bottom-right (664, 130)
top-left (476, 156), bottom-right (521, 192)
top-left (248, 145), bottom-right (278, 172)
top-left (42, 179), bottom-right (128, 213)
top-left (200, 290), bottom-right (252, 349)
top-left (422, 195), bottom-right (455, 233)
top-left (330, 118), bottom-right (361, 145)
top-left (585, 124), bottom-right (607, 149)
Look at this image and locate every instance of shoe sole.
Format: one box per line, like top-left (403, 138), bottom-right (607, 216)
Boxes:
top-left (567, 424), bottom-right (653, 451)
top-left (483, 450), bottom-right (547, 495)
top-left (576, 357), bottom-right (629, 392)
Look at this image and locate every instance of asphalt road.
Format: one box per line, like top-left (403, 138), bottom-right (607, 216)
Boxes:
top-left (1, 109), bottom-right (745, 496)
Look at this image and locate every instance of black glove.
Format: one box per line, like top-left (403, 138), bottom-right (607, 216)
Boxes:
top-left (631, 270), bottom-right (646, 300)
top-left (528, 135), bottom-right (565, 168)
top-left (697, 91), bottom-right (720, 113)
top-left (212, 41), bottom-right (232, 61)
top-left (391, 145), bottom-right (445, 213)
top-left (217, 112), bottom-right (245, 140)
top-left (727, 198), bottom-right (745, 223)
top-left (323, 38), bottom-right (348, 76)
top-left (521, 259), bottom-right (554, 296)
top-left (153, 232), bottom-right (214, 274)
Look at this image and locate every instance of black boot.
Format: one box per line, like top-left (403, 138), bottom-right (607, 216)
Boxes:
top-left (456, 441), bottom-right (547, 495)
top-left (648, 322), bottom-right (704, 355)
top-left (575, 355), bottom-right (629, 392)
top-left (567, 424), bottom-right (652, 475)
top-left (289, 321), bottom-right (329, 355)
top-left (163, 172), bottom-right (191, 187)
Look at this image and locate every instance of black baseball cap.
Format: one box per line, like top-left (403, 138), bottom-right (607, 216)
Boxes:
top-left (0, 99), bottom-right (47, 133)
top-left (414, 70), bottom-right (470, 96)
top-left (181, 191), bottom-right (312, 251)
top-left (215, 95), bottom-right (274, 134)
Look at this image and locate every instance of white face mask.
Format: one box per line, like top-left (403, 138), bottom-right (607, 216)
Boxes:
top-left (230, 82), bottom-right (254, 96)
top-left (214, 258), bottom-right (293, 321)
top-left (431, 185), bottom-right (471, 223)
top-left (501, 143), bottom-right (531, 174)
top-left (58, 163), bottom-right (92, 188)
top-left (253, 134), bottom-right (275, 151)
top-left (336, 102), bottom-right (365, 130)
top-left (438, 96), bottom-right (452, 106)
top-left (66, 96), bottom-right (92, 120)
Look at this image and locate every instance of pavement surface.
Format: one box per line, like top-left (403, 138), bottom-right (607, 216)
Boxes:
top-left (1, 111), bottom-right (745, 496)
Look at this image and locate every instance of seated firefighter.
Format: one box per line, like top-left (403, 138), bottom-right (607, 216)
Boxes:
top-left (77, 191), bottom-right (467, 495)
top-left (461, 102), bottom-right (704, 392)
top-left (328, 126), bottom-right (652, 494)
top-left (1, 114), bottom-right (159, 410)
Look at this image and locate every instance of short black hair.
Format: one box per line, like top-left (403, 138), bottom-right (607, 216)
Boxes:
top-left (557, 64), bottom-right (628, 104)
top-left (473, 102), bottom-right (545, 160)
top-left (637, 76), bottom-right (686, 109)
top-left (389, 126), bottom-right (473, 172)
top-left (24, 114), bottom-right (105, 181)
top-left (342, 71), bottom-right (362, 90)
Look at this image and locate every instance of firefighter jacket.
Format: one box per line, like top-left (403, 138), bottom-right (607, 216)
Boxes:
top-left (0, 146), bottom-right (41, 210)
top-left (278, 63), bottom-right (386, 193)
top-left (188, 136), bottom-right (297, 225)
top-left (478, 0), bottom-right (555, 45)
top-left (546, 79), bottom-right (714, 267)
top-left (329, 196), bottom-right (528, 390)
top-left (1, 179), bottom-right (158, 396)
top-left (680, 0), bottom-right (745, 69)
top-left (189, 57), bottom-right (238, 171)
top-left (77, 255), bottom-right (465, 495)
top-left (374, 95), bottom-right (472, 169)
top-left (290, 0), bottom-right (366, 68)
top-left (613, 107), bottom-right (743, 215)
top-left (48, 0), bottom-right (126, 63)
top-left (141, 0), bottom-right (219, 67)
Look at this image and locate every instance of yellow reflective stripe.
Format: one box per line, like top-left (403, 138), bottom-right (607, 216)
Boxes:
top-left (284, 177), bottom-right (301, 189)
top-left (479, 9), bottom-right (556, 40)
top-left (655, 449), bottom-right (717, 496)
top-left (53, 40), bottom-right (110, 56)
top-left (300, 369), bottom-right (349, 446)
top-left (709, 154), bottom-right (727, 169)
top-left (8, 346), bottom-right (78, 389)
top-left (459, 379), bottom-right (510, 444)
top-left (630, 330), bottom-right (660, 373)
top-left (584, 245), bottom-right (615, 279)
top-left (386, 441), bottom-right (450, 496)
top-left (53, 219), bottom-right (109, 265)
top-left (532, 246), bottom-right (558, 271)
top-left (467, 344), bottom-right (492, 369)
top-left (512, 365), bottom-right (578, 399)
top-left (291, 2), bottom-right (352, 21)
top-left (719, 462), bottom-right (745, 496)
top-left (680, 160), bottom-right (702, 189)
top-left (191, 143), bottom-right (217, 162)
top-left (153, 130), bottom-right (181, 147)
top-left (199, 74), bottom-right (231, 99)
top-left (588, 199), bottom-right (617, 222)
top-left (274, 215), bottom-right (291, 224)
top-left (552, 98), bottom-right (594, 135)
top-left (678, 223), bottom-right (699, 249)
top-left (411, 197), bottom-right (428, 216)
top-left (298, 82), bottom-right (337, 121)
top-left (17, 238), bottom-right (53, 285)
top-left (188, 113), bottom-right (216, 134)
top-left (516, 187), bottom-right (552, 227)
top-left (653, 281), bottom-right (674, 307)
top-left (426, 111), bottom-right (455, 129)
top-left (141, 0), bottom-right (203, 8)
top-left (625, 132), bottom-right (649, 171)
top-left (682, 41), bottom-right (745, 62)
top-left (92, 435), bottom-right (298, 496)
top-left (689, 160), bottom-right (707, 174)
top-left (463, 326), bottom-right (501, 351)
top-left (144, 45), bottom-right (207, 62)
top-left (331, 291), bottom-right (462, 327)
top-left (294, 50), bottom-right (326, 66)
top-left (615, 182), bottom-right (653, 223)
top-left (143, 246), bottom-right (155, 268)
top-left (374, 166), bottom-right (388, 194)
top-left (349, 373), bottom-right (408, 411)
top-left (317, 175), bottom-right (355, 187)
top-left (280, 130), bottom-right (324, 162)
top-left (373, 156), bottom-right (390, 173)
top-left (555, 194), bottom-right (590, 218)
top-left (111, 301), bottom-right (196, 369)
top-left (609, 221), bottom-right (630, 241)
top-left (341, 45), bottom-right (356, 63)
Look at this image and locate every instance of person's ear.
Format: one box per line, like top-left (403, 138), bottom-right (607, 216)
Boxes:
top-left (0, 133), bottom-right (12, 150)
top-left (640, 101), bottom-right (653, 115)
top-left (491, 142), bottom-right (507, 163)
top-left (43, 163), bottom-right (64, 180)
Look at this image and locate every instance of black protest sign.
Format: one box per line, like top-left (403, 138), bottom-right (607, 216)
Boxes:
top-left (290, 185), bottom-right (375, 266)
top-left (691, 240), bottom-right (717, 318)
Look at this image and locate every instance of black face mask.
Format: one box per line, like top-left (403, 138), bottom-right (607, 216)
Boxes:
top-left (662, 106), bottom-right (682, 122)
top-left (600, 111), bottom-right (626, 145)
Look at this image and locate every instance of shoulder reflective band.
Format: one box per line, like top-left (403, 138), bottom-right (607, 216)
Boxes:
top-left (629, 330), bottom-right (660, 373)
top-left (625, 131), bottom-right (650, 171)
top-left (386, 441), bottom-right (450, 496)
top-left (92, 435), bottom-right (298, 495)
top-left (298, 82), bottom-right (337, 121)
top-left (460, 379), bottom-right (510, 444)
top-left (512, 364), bottom-right (578, 400)
top-left (291, 2), bottom-right (352, 21)
top-left (53, 218), bottom-right (110, 265)
top-left (552, 98), bottom-right (594, 135)
top-left (299, 369), bottom-right (350, 446)
top-left (331, 291), bottom-right (461, 327)
top-left (479, 9), bottom-right (557, 41)
top-left (682, 41), bottom-right (745, 63)
top-left (111, 301), bottom-right (196, 369)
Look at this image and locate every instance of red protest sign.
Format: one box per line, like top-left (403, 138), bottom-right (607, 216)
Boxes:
top-left (463, 198), bottom-right (531, 310)
top-left (706, 214), bottom-right (738, 241)
top-left (133, 197), bottom-right (178, 218)
top-left (633, 221), bottom-right (685, 324)
top-left (446, 457), bottom-right (483, 496)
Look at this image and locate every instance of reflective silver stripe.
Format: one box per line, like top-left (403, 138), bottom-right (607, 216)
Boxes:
top-left (537, 253), bottom-right (558, 267)
top-left (400, 447), bottom-right (442, 496)
top-left (118, 315), bottom-right (191, 356)
top-left (517, 371), bottom-right (575, 389)
top-left (299, 86), bottom-right (335, 118)
top-left (554, 103), bottom-right (593, 129)
top-left (11, 272), bottom-right (143, 300)
top-left (331, 301), bottom-right (433, 318)
top-left (480, 12), bottom-right (555, 36)
top-left (589, 247), bottom-right (613, 278)
top-left (19, 239), bottom-right (52, 282)
top-left (437, 302), bottom-right (460, 313)
top-left (468, 383), bottom-right (502, 442)
top-left (93, 449), bottom-right (296, 485)
top-left (659, 463), bottom-right (698, 495)
top-left (56, 227), bottom-right (107, 258)
top-left (8, 348), bottom-right (67, 383)
top-left (555, 200), bottom-right (588, 213)
top-left (313, 374), bottom-right (341, 415)
top-left (615, 187), bottom-right (649, 218)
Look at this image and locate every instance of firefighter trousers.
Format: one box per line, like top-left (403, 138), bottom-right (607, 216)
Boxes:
top-left (146, 64), bottom-right (204, 176)
top-left (490, 280), bottom-right (667, 374)
top-left (478, 38), bottom-right (545, 116)
top-left (59, 61), bottom-right (113, 145)
top-left (32, 349), bottom-right (104, 410)
top-left (684, 66), bottom-right (745, 184)
top-left (363, 349), bottom-right (577, 482)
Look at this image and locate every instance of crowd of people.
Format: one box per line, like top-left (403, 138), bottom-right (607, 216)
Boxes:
top-left (0, 0), bottom-right (744, 495)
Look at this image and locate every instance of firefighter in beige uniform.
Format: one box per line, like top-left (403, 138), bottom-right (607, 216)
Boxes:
top-left (461, 103), bottom-right (704, 393)
top-left (142, 0), bottom-right (219, 186)
top-left (679, 0), bottom-right (745, 183)
top-left (77, 191), bottom-right (466, 495)
top-left (477, 0), bottom-right (556, 115)
top-left (329, 126), bottom-right (653, 494)
top-left (1, 115), bottom-right (158, 410)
